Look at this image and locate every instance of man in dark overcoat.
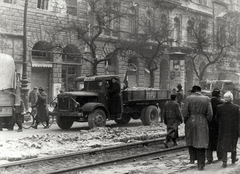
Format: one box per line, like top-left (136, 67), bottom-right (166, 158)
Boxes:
top-left (207, 88), bottom-right (224, 164)
top-left (183, 85), bottom-right (213, 171)
top-left (32, 87), bottom-right (49, 129)
top-left (216, 91), bottom-right (239, 168)
top-left (107, 77), bottom-right (121, 120)
top-left (163, 93), bottom-right (183, 148)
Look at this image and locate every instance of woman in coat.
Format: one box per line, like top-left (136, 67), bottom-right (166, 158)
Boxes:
top-left (216, 91), bottom-right (239, 168)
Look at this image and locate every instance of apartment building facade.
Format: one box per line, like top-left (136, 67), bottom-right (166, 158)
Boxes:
top-left (0, 0), bottom-right (239, 102)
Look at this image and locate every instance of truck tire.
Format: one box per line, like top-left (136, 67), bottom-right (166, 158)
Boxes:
top-left (140, 107), bottom-right (148, 125)
top-left (88, 109), bottom-right (106, 129)
top-left (144, 106), bottom-right (159, 125)
top-left (115, 113), bottom-right (131, 124)
top-left (56, 116), bottom-right (74, 129)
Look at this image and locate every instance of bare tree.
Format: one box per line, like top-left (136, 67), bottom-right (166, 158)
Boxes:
top-left (128, 10), bottom-right (174, 87)
top-left (50, 0), bottom-right (129, 76)
top-left (184, 13), bottom-right (239, 82)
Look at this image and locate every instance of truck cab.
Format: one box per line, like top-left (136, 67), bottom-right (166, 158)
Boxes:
top-left (53, 75), bottom-right (123, 129)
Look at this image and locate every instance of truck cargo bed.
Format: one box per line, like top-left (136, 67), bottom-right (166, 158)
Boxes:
top-left (123, 89), bottom-right (169, 102)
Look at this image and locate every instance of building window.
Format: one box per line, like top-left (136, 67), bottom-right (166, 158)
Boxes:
top-left (199, 22), bottom-right (207, 39)
top-left (3, 0), bottom-right (15, 3)
top-left (103, 0), bottom-right (120, 37)
top-left (66, 0), bottom-right (77, 16)
top-left (187, 21), bottom-right (194, 42)
top-left (174, 17), bottom-right (181, 43)
top-left (219, 26), bottom-right (226, 46)
top-left (62, 65), bottom-right (77, 92)
top-left (37, 0), bottom-right (49, 10)
top-left (128, 6), bottom-right (138, 34)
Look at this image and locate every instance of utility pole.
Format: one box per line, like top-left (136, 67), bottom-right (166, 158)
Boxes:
top-left (21, 0), bottom-right (29, 109)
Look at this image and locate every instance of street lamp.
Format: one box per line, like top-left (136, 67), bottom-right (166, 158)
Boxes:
top-left (21, 0), bottom-right (29, 109)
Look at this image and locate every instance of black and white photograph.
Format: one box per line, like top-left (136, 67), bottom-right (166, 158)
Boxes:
top-left (1, 0), bottom-right (240, 173)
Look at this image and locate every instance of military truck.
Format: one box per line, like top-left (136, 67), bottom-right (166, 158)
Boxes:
top-left (51, 75), bottom-right (169, 129)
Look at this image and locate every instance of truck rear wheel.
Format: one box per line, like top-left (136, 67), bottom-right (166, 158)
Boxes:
top-left (140, 107), bottom-right (148, 125)
top-left (143, 106), bottom-right (159, 125)
top-left (115, 113), bottom-right (131, 124)
top-left (88, 109), bottom-right (106, 129)
top-left (56, 116), bottom-right (74, 129)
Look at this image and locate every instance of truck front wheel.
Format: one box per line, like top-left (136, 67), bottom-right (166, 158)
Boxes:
top-left (88, 109), bottom-right (106, 129)
top-left (56, 116), bottom-right (74, 129)
top-left (143, 106), bottom-right (159, 125)
top-left (114, 113), bottom-right (131, 124)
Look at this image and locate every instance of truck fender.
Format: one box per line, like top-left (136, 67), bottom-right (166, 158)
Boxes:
top-left (82, 102), bottom-right (109, 116)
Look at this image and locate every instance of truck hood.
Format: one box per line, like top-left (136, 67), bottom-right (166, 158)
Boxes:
top-left (57, 91), bottom-right (99, 97)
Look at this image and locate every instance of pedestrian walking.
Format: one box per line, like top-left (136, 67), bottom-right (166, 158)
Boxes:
top-left (163, 92), bottom-right (183, 148)
top-left (216, 91), bottom-right (239, 168)
top-left (183, 85), bottom-right (213, 171)
top-left (32, 87), bottom-right (49, 129)
top-left (107, 77), bottom-right (121, 120)
top-left (176, 84), bottom-right (184, 108)
top-left (29, 86), bottom-right (37, 106)
top-left (207, 88), bottom-right (224, 164)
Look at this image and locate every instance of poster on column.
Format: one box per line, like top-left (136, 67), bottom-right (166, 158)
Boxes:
top-left (169, 54), bottom-right (185, 92)
top-left (53, 83), bottom-right (61, 98)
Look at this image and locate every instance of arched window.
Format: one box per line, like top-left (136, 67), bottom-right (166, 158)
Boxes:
top-left (199, 22), bottom-right (207, 40)
top-left (219, 26), bottom-right (226, 46)
top-left (187, 20), bottom-right (194, 42)
top-left (62, 44), bottom-right (81, 63)
top-left (32, 41), bottom-right (52, 61)
top-left (174, 17), bottom-right (181, 43)
top-left (128, 6), bottom-right (138, 34)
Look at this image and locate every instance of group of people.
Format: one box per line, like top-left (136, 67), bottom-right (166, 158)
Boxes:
top-left (163, 84), bottom-right (239, 171)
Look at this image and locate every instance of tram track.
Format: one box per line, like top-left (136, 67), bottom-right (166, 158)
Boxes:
top-left (1, 136), bottom-right (186, 174)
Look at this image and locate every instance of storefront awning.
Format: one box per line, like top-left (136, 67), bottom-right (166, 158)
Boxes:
top-left (32, 62), bottom-right (53, 68)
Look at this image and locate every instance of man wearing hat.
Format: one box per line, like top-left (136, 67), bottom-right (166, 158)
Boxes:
top-left (207, 88), bottom-right (224, 164)
top-left (29, 86), bottom-right (37, 106)
top-left (107, 77), bottom-right (122, 120)
top-left (32, 87), bottom-right (49, 129)
top-left (163, 91), bottom-right (183, 148)
top-left (216, 91), bottom-right (239, 168)
top-left (183, 85), bottom-right (213, 171)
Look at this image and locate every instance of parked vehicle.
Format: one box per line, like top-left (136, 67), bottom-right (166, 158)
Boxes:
top-left (0, 53), bottom-right (22, 129)
top-left (51, 75), bottom-right (169, 129)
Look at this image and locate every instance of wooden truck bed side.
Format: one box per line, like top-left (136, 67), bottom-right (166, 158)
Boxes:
top-left (122, 89), bottom-right (169, 102)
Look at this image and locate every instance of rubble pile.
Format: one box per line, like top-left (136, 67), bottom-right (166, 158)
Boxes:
top-left (0, 124), bottom-right (185, 163)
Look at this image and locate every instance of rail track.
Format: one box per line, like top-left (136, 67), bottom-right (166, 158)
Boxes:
top-left (1, 136), bottom-right (187, 174)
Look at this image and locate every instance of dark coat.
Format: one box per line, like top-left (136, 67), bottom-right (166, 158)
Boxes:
top-left (216, 102), bottom-right (239, 152)
top-left (208, 97), bottom-right (224, 150)
top-left (35, 91), bottom-right (49, 123)
top-left (29, 90), bottom-right (37, 106)
top-left (163, 100), bottom-right (183, 139)
top-left (107, 82), bottom-right (121, 114)
top-left (176, 89), bottom-right (184, 108)
top-left (183, 92), bottom-right (213, 148)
